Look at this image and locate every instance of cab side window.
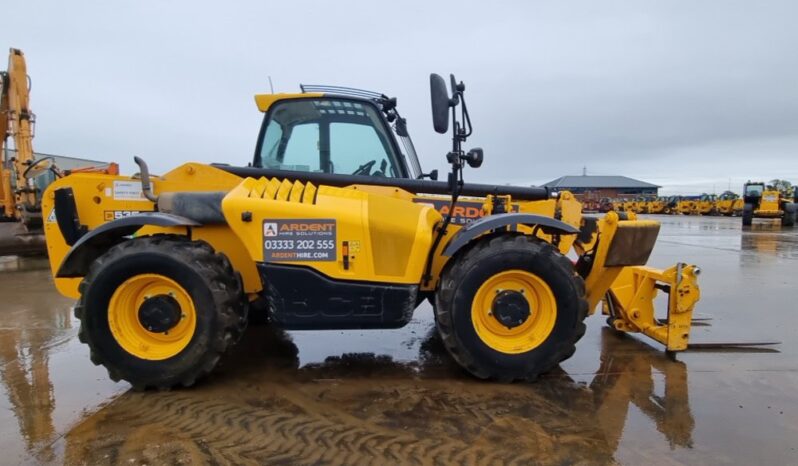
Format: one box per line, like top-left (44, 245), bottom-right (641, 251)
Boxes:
top-left (330, 122), bottom-right (396, 177)
top-left (256, 98), bottom-right (403, 178)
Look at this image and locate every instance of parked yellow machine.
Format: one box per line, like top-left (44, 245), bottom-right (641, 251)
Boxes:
top-left (676, 197), bottom-right (696, 215)
top-left (632, 196), bottom-right (650, 214)
top-left (1, 48), bottom-right (41, 225)
top-left (645, 197), bottom-right (667, 214)
top-left (742, 181), bottom-right (796, 226)
top-left (693, 194), bottom-right (718, 216)
top-left (664, 196), bottom-right (680, 215)
top-left (619, 198), bottom-right (640, 213)
top-left (1, 48), bottom-right (116, 255)
top-left (716, 191), bottom-right (742, 216)
top-left (42, 75), bottom-right (703, 389)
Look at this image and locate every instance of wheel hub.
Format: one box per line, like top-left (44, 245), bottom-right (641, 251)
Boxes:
top-left (138, 295), bottom-right (182, 333)
top-left (491, 290), bottom-right (531, 329)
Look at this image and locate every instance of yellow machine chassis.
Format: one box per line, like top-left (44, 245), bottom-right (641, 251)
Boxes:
top-left (42, 165), bottom-right (704, 354)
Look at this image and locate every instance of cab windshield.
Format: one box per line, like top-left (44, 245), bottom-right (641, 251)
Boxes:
top-left (255, 98), bottom-right (407, 178)
top-left (745, 184), bottom-right (764, 196)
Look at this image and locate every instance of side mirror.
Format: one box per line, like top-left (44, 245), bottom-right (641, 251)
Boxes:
top-left (465, 148), bottom-right (483, 168)
top-left (430, 73), bottom-right (450, 134)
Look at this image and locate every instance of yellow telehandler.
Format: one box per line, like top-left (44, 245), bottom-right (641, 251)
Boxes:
top-left (42, 75), bottom-right (705, 389)
top-left (742, 181), bottom-right (796, 227)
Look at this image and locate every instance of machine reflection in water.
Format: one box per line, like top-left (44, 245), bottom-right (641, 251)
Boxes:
top-left (0, 257), bottom-right (71, 464)
top-left (58, 325), bottom-right (694, 465)
top-left (740, 222), bottom-right (798, 264)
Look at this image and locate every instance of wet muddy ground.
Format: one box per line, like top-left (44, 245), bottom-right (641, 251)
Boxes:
top-left (0, 215), bottom-right (796, 465)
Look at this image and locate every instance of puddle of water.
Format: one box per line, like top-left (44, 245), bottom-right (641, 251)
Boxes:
top-left (0, 216), bottom-right (795, 464)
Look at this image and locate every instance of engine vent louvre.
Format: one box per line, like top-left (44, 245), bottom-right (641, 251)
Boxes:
top-left (246, 177), bottom-right (316, 204)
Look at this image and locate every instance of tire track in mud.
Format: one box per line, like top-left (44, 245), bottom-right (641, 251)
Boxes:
top-left (59, 329), bottom-right (617, 465)
top-left (62, 375), bottom-right (614, 465)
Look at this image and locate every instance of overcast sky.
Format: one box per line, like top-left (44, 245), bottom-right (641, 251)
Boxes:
top-left (3, 1), bottom-right (797, 195)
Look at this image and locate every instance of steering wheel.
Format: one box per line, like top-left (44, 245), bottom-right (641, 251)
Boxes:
top-left (352, 159), bottom-right (376, 176)
top-left (23, 156), bottom-right (61, 180)
top-left (372, 159), bottom-right (388, 177)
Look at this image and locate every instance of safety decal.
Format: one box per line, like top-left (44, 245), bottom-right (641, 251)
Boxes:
top-left (112, 180), bottom-right (151, 201)
top-left (263, 219), bottom-right (337, 262)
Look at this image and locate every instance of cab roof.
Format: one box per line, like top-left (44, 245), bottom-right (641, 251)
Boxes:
top-left (254, 84), bottom-right (389, 113)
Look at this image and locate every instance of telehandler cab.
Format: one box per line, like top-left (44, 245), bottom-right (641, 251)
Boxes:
top-left (43, 74), bottom-right (703, 389)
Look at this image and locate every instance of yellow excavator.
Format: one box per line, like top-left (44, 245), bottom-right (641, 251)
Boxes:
top-left (1, 48), bottom-right (116, 255)
top-left (1, 49), bottom-right (37, 223)
top-left (0, 48), bottom-right (50, 255)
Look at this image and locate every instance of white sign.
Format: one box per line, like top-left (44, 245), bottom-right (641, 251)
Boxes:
top-left (113, 180), bottom-right (151, 201)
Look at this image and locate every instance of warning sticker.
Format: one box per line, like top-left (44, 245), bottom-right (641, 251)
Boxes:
top-left (263, 219), bottom-right (337, 262)
top-left (113, 180), bottom-right (151, 201)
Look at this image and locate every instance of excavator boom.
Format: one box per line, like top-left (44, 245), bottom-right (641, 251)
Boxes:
top-left (1, 48), bottom-right (37, 222)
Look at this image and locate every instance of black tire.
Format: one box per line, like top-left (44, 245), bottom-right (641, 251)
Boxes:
top-left (742, 203), bottom-right (753, 226)
top-left (435, 235), bottom-right (588, 382)
top-left (75, 236), bottom-right (248, 390)
top-left (782, 204), bottom-right (796, 227)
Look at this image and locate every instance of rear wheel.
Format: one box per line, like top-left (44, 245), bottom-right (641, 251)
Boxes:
top-left (75, 236), bottom-right (247, 389)
top-left (742, 203), bottom-right (753, 226)
top-left (435, 235), bottom-right (588, 381)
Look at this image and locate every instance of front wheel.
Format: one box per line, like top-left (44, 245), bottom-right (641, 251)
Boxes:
top-left (75, 236), bottom-right (248, 389)
top-left (435, 235), bottom-right (588, 381)
top-left (742, 203), bottom-right (754, 226)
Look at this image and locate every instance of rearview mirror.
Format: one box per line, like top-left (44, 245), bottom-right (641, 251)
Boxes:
top-left (430, 73), bottom-right (450, 134)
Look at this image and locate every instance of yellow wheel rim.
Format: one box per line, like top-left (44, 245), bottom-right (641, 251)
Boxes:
top-left (471, 270), bottom-right (557, 354)
top-left (108, 274), bottom-right (197, 360)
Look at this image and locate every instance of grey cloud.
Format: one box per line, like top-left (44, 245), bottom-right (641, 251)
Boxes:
top-left (2, 0), bottom-right (796, 195)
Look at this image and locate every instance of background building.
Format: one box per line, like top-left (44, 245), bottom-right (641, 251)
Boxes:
top-left (542, 174), bottom-right (660, 200)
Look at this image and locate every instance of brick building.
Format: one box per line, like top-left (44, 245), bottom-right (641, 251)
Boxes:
top-left (542, 175), bottom-right (660, 205)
